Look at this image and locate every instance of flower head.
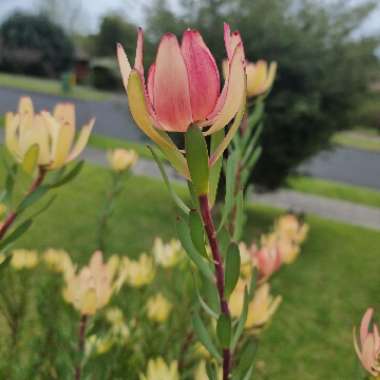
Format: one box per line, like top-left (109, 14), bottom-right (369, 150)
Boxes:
top-left (43, 248), bottom-right (72, 273)
top-left (276, 214), bottom-right (309, 245)
top-left (63, 251), bottom-right (116, 315)
top-left (152, 237), bottom-right (184, 268)
top-left (354, 308), bottom-right (380, 377)
top-left (146, 293), bottom-right (172, 323)
top-left (118, 24), bottom-right (245, 134)
top-left (140, 358), bottom-right (179, 380)
top-left (246, 60), bottom-right (277, 98)
top-left (107, 148), bottom-right (138, 172)
top-left (10, 249), bottom-right (38, 270)
top-left (118, 254), bottom-right (155, 289)
top-left (230, 280), bottom-right (282, 332)
top-left (5, 97), bottom-right (94, 171)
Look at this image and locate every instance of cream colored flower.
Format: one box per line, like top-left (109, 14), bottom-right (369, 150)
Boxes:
top-left (43, 248), bottom-right (72, 273)
top-left (194, 360), bottom-right (222, 380)
top-left (107, 148), bottom-right (138, 172)
top-left (147, 293), bottom-right (172, 323)
top-left (152, 237), bottom-right (184, 268)
top-left (5, 97), bottom-right (94, 171)
top-left (230, 280), bottom-right (282, 332)
top-left (63, 251), bottom-right (115, 315)
top-left (246, 60), bottom-right (277, 98)
top-left (119, 254), bottom-right (155, 289)
top-left (105, 307), bottom-right (124, 325)
top-left (140, 358), bottom-right (179, 380)
top-left (276, 214), bottom-right (309, 245)
top-left (10, 249), bottom-right (38, 270)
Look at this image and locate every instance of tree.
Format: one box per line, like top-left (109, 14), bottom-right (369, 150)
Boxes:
top-left (145, 0), bottom-right (380, 188)
top-left (94, 13), bottom-right (138, 58)
top-left (0, 12), bottom-right (74, 77)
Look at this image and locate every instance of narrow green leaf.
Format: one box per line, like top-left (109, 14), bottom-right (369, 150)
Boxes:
top-left (197, 290), bottom-right (219, 319)
top-left (17, 186), bottom-right (49, 213)
top-left (185, 125), bottom-right (209, 196)
top-left (225, 243), bottom-right (241, 297)
top-left (176, 217), bottom-right (214, 281)
top-left (192, 312), bottom-right (222, 361)
top-left (48, 161), bottom-right (85, 188)
top-left (202, 277), bottom-right (220, 314)
top-left (149, 147), bottom-right (190, 215)
top-left (242, 122), bottom-right (263, 165)
top-left (231, 287), bottom-right (249, 351)
top-left (209, 129), bottom-right (224, 206)
top-left (0, 219), bottom-right (33, 251)
top-left (189, 210), bottom-right (207, 257)
top-left (233, 191), bottom-right (245, 242)
top-left (206, 362), bottom-right (218, 380)
top-left (218, 151), bottom-right (239, 231)
top-left (0, 254), bottom-right (11, 270)
top-left (22, 144), bottom-right (39, 175)
top-left (236, 340), bottom-right (258, 379)
top-left (217, 314), bottom-right (231, 348)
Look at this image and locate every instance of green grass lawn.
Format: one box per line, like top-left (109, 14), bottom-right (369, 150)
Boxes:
top-left (332, 127), bottom-right (380, 153)
top-left (3, 161), bottom-right (378, 379)
top-left (0, 72), bottom-right (113, 102)
top-left (287, 175), bottom-right (380, 208)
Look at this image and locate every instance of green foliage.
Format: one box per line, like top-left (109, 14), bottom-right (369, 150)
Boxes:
top-left (0, 12), bottom-right (74, 77)
top-left (145, 0), bottom-right (380, 188)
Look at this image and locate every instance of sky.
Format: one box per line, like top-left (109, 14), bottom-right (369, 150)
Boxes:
top-left (0, 0), bottom-right (379, 35)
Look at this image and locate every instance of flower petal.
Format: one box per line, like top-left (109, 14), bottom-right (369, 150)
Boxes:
top-left (66, 118), bottom-right (95, 162)
top-left (117, 43), bottom-right (132, 93)
top-left (134, 27), bottom-right (144, 75)
top-left (181, 29), bottom-right (220, 121)
top-left (53, 103), bottom-right (76, 129)
top-left (246, 61), bottom-right (267, 97)
top-left (204, 43), bottom-right (246, 135)
top-left (361, 308), bottom-right (374, 346)
top-left (153, 33), bottom-right (192, 132)
top-left (147, 63), bottom-right (156, 106)
top-left (224, 23), bottom-right (244, 61)
top-left (5, 113), bottom-right (20, 157)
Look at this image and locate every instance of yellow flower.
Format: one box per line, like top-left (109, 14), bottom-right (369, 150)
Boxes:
top-left (246, 60), bottom-right (277, 98)
top-left (140, 358), bottom-right (179, 380)
top-left (193, 343), bottom-right (210, 359)
top-left (152, 237), bottom-right (184, 268)
top-left (119, 254), bottom-right (155, 289)
top-left (43, 248), bottom-right (72, 273)
top-left (0, 253), bottom-right (6, 265)
top-left (230, 280), bottom-right (282, 332)
top-left (10, 249), bottom-right (38, 270)
top-left (63, 251), bottom-right (115, 315)
top-left (107, 148), bottom-right (138, 172)
top-left (194, 360), bottom-right (222, 380)
top-left (105, 307), bottom-right (124, 325)
top-left (147, 293), bottom-right (172, 323)
top-left (0, 203), bottom-right (7, 219)
top-left (238, 242), bottom-right (255, 278)
top-left (96, 336), bottom-right (114, 354)
top-left (5, 97), bottom-right (94, 171)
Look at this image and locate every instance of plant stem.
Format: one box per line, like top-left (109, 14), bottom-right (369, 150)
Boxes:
top-left (0, 167), bottom-right (46, 240)
top-left (198, 194), bottom-right (231, 380)
top-left (75, 314), bottom-right (88, 380)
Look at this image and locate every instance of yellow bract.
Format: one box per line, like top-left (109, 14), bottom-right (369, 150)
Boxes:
top-left (246, 60), bottom-right (277, 98)
top-left (62, 251), bottom-right (116, 315)
top-left (229, 279), bottom-right (282, 332)
top-left (107, 148), bottom-right (138, 172)
top-left (152, 237), bottom-right (184, 268)
top-left (5, 97), bottom-right (94, 171)
top-left (146, 293), bottom-right (172, 323)
top-left (140, 358), bottom-right (179, 380)
top-left (10, 249), bottom-right (39, 270)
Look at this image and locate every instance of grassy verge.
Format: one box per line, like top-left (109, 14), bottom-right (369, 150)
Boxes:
top-left (332, 128), bottom-right (380, 153)
top-left (0, 72), bottom-right (113, 102)
top-left (287, 175), bottom-right (380, 208)
top-left (4, 162), bottom-right (378, 379)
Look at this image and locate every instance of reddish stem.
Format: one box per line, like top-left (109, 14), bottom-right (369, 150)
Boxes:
top-left (0, 167), bottom-right (46, 240)
top-left (75, 314), bottom-right (88, 380)
top-left (198, 194), bottom-right (231, 380)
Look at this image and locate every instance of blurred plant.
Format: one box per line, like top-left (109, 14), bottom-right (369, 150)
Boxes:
top-left (146, 293), bottom-right (173, 323)
top-left (97, 148), bottom-right (138, 252)
top-left (353, 308), bottom-right (380, 379)
top-left (62, 250), bottom-right (118, 379)
top-left (152, 237), bottom-right (184, 268)
top-left (140, 357), bottom-right (180, 380)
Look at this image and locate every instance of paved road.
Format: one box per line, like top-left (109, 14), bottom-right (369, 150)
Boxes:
top-left (85, 147), bottom-right (380, 230)
top-left (0, 87), bottom-right (144, 141)
top-left (1, 86), bottom-right (380, 190)
top-left (298, 147), bottom-right (380, 190)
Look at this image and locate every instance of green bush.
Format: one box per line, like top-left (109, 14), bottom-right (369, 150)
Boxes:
top-left (0, 12), bottom-right (74, 77)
